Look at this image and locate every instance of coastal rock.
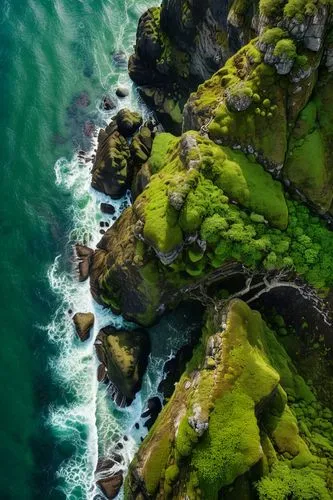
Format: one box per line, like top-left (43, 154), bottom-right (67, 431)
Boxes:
top-left (141, 396), bottom-right (162, 430)
top-left (100, 203), bottom-right (116, 215)
top-left (75, 244), bottom-right (93, 282)
top-left (96, 457), bottom-right (123, 499)
top-left (116, 85), bottom-right (129, 98)
top-left (101, 95), bottom-right (116, 111)
top-left (73, 312), bottom-right (94, 341)
top-left (95, 326), bottom-right (150, 405)
top-left (116, 108), bottom-right (142, 137)
top-left (125, 300), bottom-right (317, 498)
top-left (91, 128), bottom-right (131, 199)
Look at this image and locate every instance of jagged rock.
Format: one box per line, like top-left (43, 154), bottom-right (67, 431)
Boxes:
top-left (94, 326), bottom-right (150, 405)
top-left (141, 397), bottom-right (162, 430)
top-left (125, 300), bottom-right (318, 498)
top-left (131, 162), bottom-right (151, 200)
top-left (73, 312), bottom-right (94, 341)
top-left (96, 457), bottom-right (123, 499)
top-left (91, 128), bottom-right (131, 199)
top-left (116, 108), bottom-right (142, 137)
top-left (101, 95), bottom-right (116, 111)
top-left (75, 244), bottom-right (93, 281)
top-left (97, 363), bottom-right (108, 383)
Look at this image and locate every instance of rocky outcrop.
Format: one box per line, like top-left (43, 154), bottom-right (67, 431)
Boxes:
top-left (75, 244), bottom-right (93, 282)
top-left (91, 120), bottom-right (131, 199)
top-left (91, 129), bottom-right (333, 325)
top-left (128, 1), bottom-right (259, 132)
top-left (91, 110), bottom-right (156, 198)
top-left (96, 457), bottom-right (123, 499)
top-left (94, 326), bottom-right (150, 405)
top-left (73, 312), bottom-right (94, 341)
top-left (125, 299), bottom-right (332, 499)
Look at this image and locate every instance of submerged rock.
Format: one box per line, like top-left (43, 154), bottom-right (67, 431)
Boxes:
top-left (94, 326), bottom-right (150, 405)
top-left (73, 312), bottom-right (94, 342)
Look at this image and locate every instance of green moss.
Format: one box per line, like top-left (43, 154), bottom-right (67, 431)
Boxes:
top-left (257, 462), bottom-right (331, 499)
top-left (273, 39), bottom-right (297, 60)
top-left (149, 133), bottom-right (179, 173)
top-left (260, 28), bottom-right (287, 45)
top-left (285, 76), bottom-right (333, 212)
top-left (143, 431), bottom-right (171, 495)
top-left (192, 390), bottom-right (262, 496)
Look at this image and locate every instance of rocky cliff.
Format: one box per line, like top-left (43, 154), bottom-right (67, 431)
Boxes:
top-left (89, 2), bottom-right (333, 498)
top-left (125, 300), bottom-right (332, 499)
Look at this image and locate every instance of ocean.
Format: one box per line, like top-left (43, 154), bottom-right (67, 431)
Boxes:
top-left (0, 0), bottom-right (195, 498)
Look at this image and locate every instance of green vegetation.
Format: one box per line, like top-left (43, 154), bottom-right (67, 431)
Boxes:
top-left (257, 462), bottom-right (331, 499)
top-left (140, 131), bottom-right (333, 289)
top-left (285, 76), bottom-right (333, 212)
top-left (126, 300), bottom-right (333, 499)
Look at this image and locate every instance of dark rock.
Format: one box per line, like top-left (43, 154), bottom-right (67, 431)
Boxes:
top-left (124, 435), bottom-right (128, 441)
top-left (75, 244), bottom-right (94, 282)
top-left (78, 259), bottom-right (90, 282)
top-left (100, 203), bottom-right (116, 215)
top-left (100, 229), bottom-right (105, 235)
top-left (141, 396), bottom-right (162, 430)
top-left (75, 244), bottom-right (94, 259)
top-left (105, 222), bottom-right (110, 228)
top-left (101, 96), bottom-right (116, 111)
top-left (116, 86), bottom-right (129, 98)
top-left (73, 312), bottom-right (94, 341)
top-left (94, 326), bottom-right (151, 405)
top-left (115, 108), bottom-right (142, 137)
top-left (68, 309), bottom-right (73, 315)
top-left (97, 363), bottom-right (108, 383)
top-left (100, 222), bottom-right (105, 228)
top-left (135, 423), bottom-right (140, 430)
top-left (112, 216), bottom-right (117, 221)
top-left (91, 129), bottom-right (131, 199)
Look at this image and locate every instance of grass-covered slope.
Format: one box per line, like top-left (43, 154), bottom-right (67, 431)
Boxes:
top-left (124, 300), bottom-right (332, 499)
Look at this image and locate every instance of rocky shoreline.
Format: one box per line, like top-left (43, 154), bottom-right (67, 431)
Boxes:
top-left (71, 1), bottom-right (333, 498)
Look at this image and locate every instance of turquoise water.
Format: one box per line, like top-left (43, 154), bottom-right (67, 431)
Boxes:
top-left (0, 1), bottom-right (168, 498)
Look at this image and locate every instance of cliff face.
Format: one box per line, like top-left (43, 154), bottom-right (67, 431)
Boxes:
top-left (125, 300), bottom-right (332, 500)
top-left (129, 0), bottom-right (260, 132)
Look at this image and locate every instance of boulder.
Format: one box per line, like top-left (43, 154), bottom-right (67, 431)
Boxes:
top-left (100, 203), bottom-right (116, 215)
top-left (116, 86), bottom-right (129, 98)
top-left (115, 108), bottom-right (142, 137)
top-left (75, 244), bottom-right (93, 282)
top-left (73, 312), bottom-right (94, 341)
top-left (95, 326), bottom-right (150, 404)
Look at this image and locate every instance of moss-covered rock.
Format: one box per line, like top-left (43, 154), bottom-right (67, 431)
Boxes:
top-left (124, 299), bottom-right (332, 499)
top-left (285, 72), bottom-right (333, 213)
top-left (91, 129), bottom-right (333, 325)
top-left (91, 122), bottom-right (131, 199)
top-left (95, 326), bottom-right (150, 405)
top-left (116, 108), bottom-right (142, 137)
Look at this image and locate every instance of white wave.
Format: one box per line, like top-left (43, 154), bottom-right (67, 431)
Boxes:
top-left (46, 1), bottom-right (174, 498)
